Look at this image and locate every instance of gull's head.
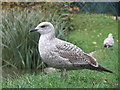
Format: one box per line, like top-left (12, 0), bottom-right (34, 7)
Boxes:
top-left (108, 33), bottom-right (113, 38)
top-left (30, 22), bottom-right (55, 35)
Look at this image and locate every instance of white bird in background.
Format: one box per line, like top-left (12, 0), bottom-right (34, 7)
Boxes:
top-left (30, 22), bottom-right (113, 77)
top-left (104, 33), bottom-right (114, 48)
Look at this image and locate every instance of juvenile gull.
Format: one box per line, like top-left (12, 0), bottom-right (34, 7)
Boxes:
top-left (104, 33), bottom-right (114, 48)
top-left (30, 22), bottom-right (113, 77)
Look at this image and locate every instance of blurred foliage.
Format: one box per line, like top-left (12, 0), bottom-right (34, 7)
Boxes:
top-left (2, 2), bottom-right (74, 32)
top-left (1, 2), bottom-right (81, 14)
top-left (2, 3), bottom-right (74, 70)
top-left (2, 2), bottom-right (65, 11)
top-left (2, 2), bottom-right (43, 9)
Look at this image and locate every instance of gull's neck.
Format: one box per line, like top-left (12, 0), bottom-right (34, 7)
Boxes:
top-left (40, 32), bottom-right (55, 41)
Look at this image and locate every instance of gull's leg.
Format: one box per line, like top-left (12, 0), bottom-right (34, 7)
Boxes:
top-left (107, 45), bottom-right (109, 48)
top-left (60, 69), bottom-right (63, 78)
top-left (60, 69), bottom-right (67, 78)
top-left (63, 69), bottom-right (67, 78)
top-left (41, 62), bottom-right (44, 72)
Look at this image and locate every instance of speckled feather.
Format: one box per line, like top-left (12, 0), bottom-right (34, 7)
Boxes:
top-left (55, 40), bottom-right (98, 68)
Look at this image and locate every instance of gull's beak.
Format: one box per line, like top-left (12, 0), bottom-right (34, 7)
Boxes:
top-left (29, 28), bottom-right (38, 32)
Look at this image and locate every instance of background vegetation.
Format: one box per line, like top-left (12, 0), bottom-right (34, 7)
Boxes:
top-left (1, 2), bottom-right (118, 88)
top-left (2, 3), bottom-right (73, 70)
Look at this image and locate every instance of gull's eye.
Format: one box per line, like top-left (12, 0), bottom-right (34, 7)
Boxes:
top-left (41, 25), bottom-right (48, 28)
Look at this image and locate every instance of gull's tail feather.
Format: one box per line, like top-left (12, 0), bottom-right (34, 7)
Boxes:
top-left (97, 65), bottom-right (113, 73)
top-left (104, 44), bottom-right (108, 48)
top-left (84, 64), bottom-right (113, 73)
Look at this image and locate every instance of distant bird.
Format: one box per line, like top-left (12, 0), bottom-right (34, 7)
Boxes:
top-left (104, 33), bottom-right (114, 48)
top-left (113, 16), bottom-right (120, 20)
top-left (30, 22), bottom-right (113, 77)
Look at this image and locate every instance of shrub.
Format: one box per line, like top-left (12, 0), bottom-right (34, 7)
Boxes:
top-left (2, 7), bottom-right (73, 70)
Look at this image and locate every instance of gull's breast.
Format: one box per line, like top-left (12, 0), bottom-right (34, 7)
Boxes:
top-left (38, 39), bottom-right (73, 68)
top-left (39, 40), bottom-right (52, 59)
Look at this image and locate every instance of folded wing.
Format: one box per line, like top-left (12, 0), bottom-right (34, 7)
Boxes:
top-left (55, 41), bottom-right (98, 67)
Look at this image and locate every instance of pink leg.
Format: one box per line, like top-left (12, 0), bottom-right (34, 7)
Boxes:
top-left (60, 69), bottom-right (67, 78)
top-left (60, 69), bottom-right (63, 78)
top-left (63, 69), bottom-right (67, 78)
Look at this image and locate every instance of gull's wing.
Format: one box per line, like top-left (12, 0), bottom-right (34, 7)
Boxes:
top-left (55, 40), bottom-right (98, 67)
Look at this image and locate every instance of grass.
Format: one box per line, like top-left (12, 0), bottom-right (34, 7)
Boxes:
top-left (2, 8), bottom-right (71, 69)
top-left (68, 13), bottom-right (118, 53)
top-left (2, 13), bottom-right (118, 88)
top-left (1, 71), bottom-right (118, 88)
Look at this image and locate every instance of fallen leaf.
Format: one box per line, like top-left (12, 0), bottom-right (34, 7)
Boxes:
top-left (92, 42), bottom-right (97, 45)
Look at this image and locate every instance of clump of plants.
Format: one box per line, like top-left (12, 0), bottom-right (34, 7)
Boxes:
top-left (2, 3), bottom-right (73, 70)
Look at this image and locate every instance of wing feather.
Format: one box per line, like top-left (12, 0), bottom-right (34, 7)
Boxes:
top-left (55, 41), bottom-right (98, 67)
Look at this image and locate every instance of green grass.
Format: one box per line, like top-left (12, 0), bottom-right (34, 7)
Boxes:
top-left (1, 71), bottom-right (118, 88)
top-left (68, 13), bottom-right (118, 53)
top-left (2, 13), bottom-right (118, 88)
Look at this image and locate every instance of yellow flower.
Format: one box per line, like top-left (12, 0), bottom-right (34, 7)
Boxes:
top-left (92, 42), bottom-right (97, 45)
top-left (99, 33), bottom-right (102, 35)
top-left (73, 6), bottom-right (80, 11)
top-left (97, 35), bottom-right (100, 37)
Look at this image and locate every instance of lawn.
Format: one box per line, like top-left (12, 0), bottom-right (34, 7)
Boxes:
top-left (2, 13), bottom-right (118, 88)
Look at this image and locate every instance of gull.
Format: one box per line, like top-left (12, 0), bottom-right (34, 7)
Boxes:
top-left (104, 33), bottom-right (114, 48)
top-left (30, 22), bottom-right (113, 77)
